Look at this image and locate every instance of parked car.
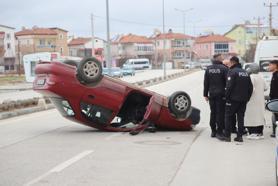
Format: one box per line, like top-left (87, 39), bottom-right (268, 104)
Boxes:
top-left (122, 65), bottom-right (135, 76)
top-left (33, 57), bottom-right (200, 133)
top-left (200, 61), bottom-right (211, 70)
top-left (102, 67), bottom-right (123, 78)
top-left (265, 99), bottom-right (278, 186)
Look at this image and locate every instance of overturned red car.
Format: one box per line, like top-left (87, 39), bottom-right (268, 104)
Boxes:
top-left (33, 57), bottom-right (200, 133)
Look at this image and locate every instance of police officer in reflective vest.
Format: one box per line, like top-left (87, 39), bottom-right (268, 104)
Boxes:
top-left (222, 56), bottom-right (253, 142)
top-left (204, 54), bottom-right (228, 138)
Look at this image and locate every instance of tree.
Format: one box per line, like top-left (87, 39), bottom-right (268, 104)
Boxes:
top-left (243, 44), bottom-right (256, 62)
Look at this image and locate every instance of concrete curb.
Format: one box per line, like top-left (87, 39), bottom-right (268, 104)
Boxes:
top-left (0, 104), bottom-right (55, 120)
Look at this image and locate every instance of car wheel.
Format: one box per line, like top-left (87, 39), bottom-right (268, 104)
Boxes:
top-left (64, 60), bottom-right (78, 67)
top-left (77, 57), bottom-right (103, 84)
top-left (168, 91), bottom-right (191, 119)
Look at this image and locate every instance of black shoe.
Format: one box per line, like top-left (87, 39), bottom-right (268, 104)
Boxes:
top-left (211, 131), bottom-right (216, 138)
top-left (234, 136), bottom-right (243, 142)
top-left (220, 136), bottom-right (231, 142)
top-left (216, 133), bottom-right (223, 140)
top-left (270, 133), bottom-right (276, 138)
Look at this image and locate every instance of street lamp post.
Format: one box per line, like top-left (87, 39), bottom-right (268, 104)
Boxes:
top-left (162, 0), bottom-right (166, 79)
top-left (106, 0), bottom-right (112, 75)
top-left (175, 8), bottom-right (193, 66)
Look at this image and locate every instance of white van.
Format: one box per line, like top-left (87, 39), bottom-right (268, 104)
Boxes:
top-left (23, 52), bottom-right (60, 83)
top-left (123, 58), bottom-right (151, 70)
top-left (255, 36), bottom-right (278, 84)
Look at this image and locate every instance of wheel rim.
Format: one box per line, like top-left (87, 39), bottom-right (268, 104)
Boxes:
top-left (174, 95), bottom-right (189, 111)
top-left (83, 61), bottom-right (100, 79)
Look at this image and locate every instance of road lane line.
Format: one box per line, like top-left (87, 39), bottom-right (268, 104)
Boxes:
top-left (24, 150), bottom-right (94, 186)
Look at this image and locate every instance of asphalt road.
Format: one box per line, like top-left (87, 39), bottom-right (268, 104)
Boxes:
top-left (0, 71), bottom-right (276, 186)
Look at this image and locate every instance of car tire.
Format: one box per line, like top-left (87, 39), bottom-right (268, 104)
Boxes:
top-left (77, 57), bottom-right (103, 84)
top-left (64, 60), bottom-right (78, 67)
top-left (168, 91), bottom-right (191, 119)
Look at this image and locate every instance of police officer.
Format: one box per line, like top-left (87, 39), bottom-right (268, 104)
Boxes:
top-left (269, 60), bottom-right (278, 137)
top-left (222, 56), bottom-right (253, 142)
top-left (204, 54), bottom-right (228, 138)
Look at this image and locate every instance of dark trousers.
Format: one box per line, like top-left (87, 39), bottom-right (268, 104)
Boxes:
top-left (246, 126), bottom-right (264, 134)
top-left (225, 101), bottom-right (247, 138)
top-left (209, 97), bottom-right (225, 134)
top-left (272, 113), bottom-right (278, 135)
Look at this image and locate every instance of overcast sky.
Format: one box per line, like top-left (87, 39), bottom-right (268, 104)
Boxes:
top-left (0, 0), bottom-right (277, 39)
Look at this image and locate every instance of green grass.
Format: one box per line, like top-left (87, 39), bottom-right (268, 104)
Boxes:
top-left (0, 75), bottom-right (26, 85)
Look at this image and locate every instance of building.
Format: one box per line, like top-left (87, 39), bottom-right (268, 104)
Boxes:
top-left (151, 29), bottom-right (195, 68)
top-left (194, 34), bottom-right (236, 60)
top-left (68, 37), bottom-right (105, 60)
top-left (15, 27), bottom-right (69, 61)
top-left (0, 25), bottom-right (16, 73)
top-left (111, 34), bottom-right (154, 66)
top-left (225, 22), bottom-right (270, 57)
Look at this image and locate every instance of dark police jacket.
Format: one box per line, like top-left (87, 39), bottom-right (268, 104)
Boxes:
top-left (270, 71), bottom-right (278, 100)
top-left (225, 63), bottom-right (253, 102)
top-left (203, 61), bottom-right (228, 98)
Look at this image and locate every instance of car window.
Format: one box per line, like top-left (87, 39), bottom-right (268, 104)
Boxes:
top-left (80, 102), bottom-right (113, 125)
top-left (50, 98), bottom-right (75, 117)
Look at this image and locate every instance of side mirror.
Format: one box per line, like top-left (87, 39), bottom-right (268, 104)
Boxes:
top-left (266, 99), bottom-right (278, 113)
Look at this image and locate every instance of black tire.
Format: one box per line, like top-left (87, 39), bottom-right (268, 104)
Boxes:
top-left (77, 57), bottom-right (103, 84)
top-left (63, 60), bottom-right (78, 67)
top-left (168, 91), bottom-right (191, 119)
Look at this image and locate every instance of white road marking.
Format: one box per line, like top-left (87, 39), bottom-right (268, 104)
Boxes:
top-left (105, 133), bottom-right (123, 141)
top-left (24, 150), bottom-right (94, 186)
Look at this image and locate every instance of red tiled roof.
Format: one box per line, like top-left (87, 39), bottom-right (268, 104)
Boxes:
top-left (195, 35), bottom-right (235, 43)
top-left (119, 34), bottom-right (152, 44)
top-left (68, 37), bottom-right (91, 46)
top-left (154, 33), bottom-right (194, 40)
top-left (15, 28), bottom-right (57, 36)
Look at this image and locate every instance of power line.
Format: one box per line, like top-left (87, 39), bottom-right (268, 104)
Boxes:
top-left (93, 14), bottom-right (233, 29)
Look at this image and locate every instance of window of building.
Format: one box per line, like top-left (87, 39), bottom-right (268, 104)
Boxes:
top-left (60, 47), bottom-right (63, 54)
top-left (6, 33), bottom-right (10, 40)
top-left (59, 34), bottom-right (63, 39)
top-left (10, 65), bottom-right (14, 70)
top-left (4, 65), bottom-right (9, 71)
top-left (7, 43), bottom-right (11, 49)
top-left (214, 43), bottom-right (229, 54)
top-left (39, 39), bottom-right (45, 46)
top-left (27, 40), bottom-right (30, 45)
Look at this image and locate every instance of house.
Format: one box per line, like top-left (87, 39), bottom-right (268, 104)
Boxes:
top-left (15, 26), bottom-right (69, 60)
top-left (111, 34), bottom-right (154, 66)
top-left (0, 32), bottom-right (4, 73)
top-left (194, 34), bottom-right (236, 60)
top-left (151, 29), bottom-right (195, 68)
top-left (225, 22), bottom-right (270, 57)
top-left (68, 37), bottom-right (105, 61)
top-left (0, 24), bottom-right (16, 73)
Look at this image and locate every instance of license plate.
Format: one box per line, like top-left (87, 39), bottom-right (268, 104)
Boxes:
top-left (36, 79), bottom-right (46, 85)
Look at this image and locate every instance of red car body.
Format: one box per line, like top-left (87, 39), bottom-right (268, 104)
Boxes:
top-left (33, 61), bottom-right (200, 132)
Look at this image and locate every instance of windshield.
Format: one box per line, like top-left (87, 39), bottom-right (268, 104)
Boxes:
top-left (50, 98), bottom-right (75, 117)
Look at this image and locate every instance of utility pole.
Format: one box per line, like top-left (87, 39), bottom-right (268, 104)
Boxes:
top-left (175, 8), bottom-right (193, 66)
top-left (162, 0), bottom-right (166, 79)
top-left (255, 16), bottom-right (262, 44)
top-left (264, 2), bottom-right (278, 35)
top-left (106, 0), bottom-right (112, 75)
top-left (91, 13), bottom-right (95, 57)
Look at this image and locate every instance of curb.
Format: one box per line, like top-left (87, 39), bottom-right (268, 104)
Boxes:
top-left (0, 104), bottom-right (55, 120)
